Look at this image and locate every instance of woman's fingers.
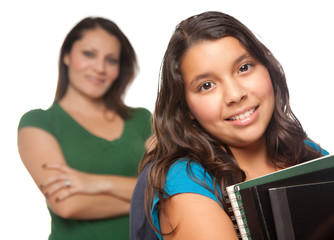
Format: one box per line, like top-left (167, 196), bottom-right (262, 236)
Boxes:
top-left (42, 163), bottom-right (70, 173)
top-left (40, 174), bottom-right (67, 189)
top-left (40, 163), bottom-right (104, 201)
top-left (42, 178), bottom-right (73, 198)
top-left (40, 163), bottom-right (78, 199)
top-left (55, 183), bottom-right (76, 202)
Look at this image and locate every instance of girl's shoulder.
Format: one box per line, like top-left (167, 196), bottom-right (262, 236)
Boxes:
top-left (305, 139), bottom-right (329, 155)
top-left (151, 159), bottom-right (224, 238)
top-left (164, 159), bottom-right (222, 204)
top-left (167, 159), bottom-right (206, 179)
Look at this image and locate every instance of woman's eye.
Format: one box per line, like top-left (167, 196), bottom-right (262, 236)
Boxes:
top-left (83, 51), bottom-right (95, 58)
top-left (199, 82), bottom-right (215, 91)
top-left (238, 63), bottom-right (253, 73)
top-left (106, 58), bottom-right (119, 65)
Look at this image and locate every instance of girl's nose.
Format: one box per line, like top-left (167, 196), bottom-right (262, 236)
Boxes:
top-left (223, 77), bottom-right (247, 105)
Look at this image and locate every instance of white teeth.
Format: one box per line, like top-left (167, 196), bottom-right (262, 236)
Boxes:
top-left (230, 108), bottom-right (255, 121)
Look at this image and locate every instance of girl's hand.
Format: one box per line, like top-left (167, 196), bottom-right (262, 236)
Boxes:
top-left (40, 163), bottom-right (103, 202)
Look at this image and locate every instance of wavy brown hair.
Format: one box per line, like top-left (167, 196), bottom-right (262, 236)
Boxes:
top-left (54, 17), bottom-right (137, 119)
top-left (142, 11), bottom-right (323, 233)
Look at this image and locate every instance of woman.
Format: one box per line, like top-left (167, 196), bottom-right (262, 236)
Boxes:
top-left (18, 17), bottom-right (152, 239)
top-left (131, 11), bottom-right (329, 239)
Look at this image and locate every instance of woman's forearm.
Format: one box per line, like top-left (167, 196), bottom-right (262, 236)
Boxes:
top-left (18, 127), bottom-right (138, 220)
top-left (91, 174), bottom-right (137, 201)
top-left (48, 193), bottom-right (131, 220)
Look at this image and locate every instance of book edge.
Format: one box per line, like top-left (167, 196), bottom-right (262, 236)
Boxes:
top-left (232, 154), bottom-right (334, 190)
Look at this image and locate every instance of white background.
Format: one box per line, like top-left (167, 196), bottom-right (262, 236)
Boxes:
top-left (1, 0), bottom-right (333, 239)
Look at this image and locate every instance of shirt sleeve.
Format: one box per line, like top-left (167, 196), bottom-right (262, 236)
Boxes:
top-left (304, 139), bottom-right (329, 155)
top-left (132, 107), bottom-right (153, 140)
top-left (151, 159), bottom-right (222, 239)
top-left (18, 109), bottom-right (49, 130)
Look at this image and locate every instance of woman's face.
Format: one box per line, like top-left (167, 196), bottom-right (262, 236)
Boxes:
top-left (64, 28), bottom-right (121, 99)
top-left (182, 36), bottom-right (275, 149)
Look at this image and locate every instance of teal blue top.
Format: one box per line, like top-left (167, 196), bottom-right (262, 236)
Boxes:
top-left (19, 103), bottom-right (152, 240)
top-left (151, 160), bottom-right (222, 238)
top-left (151, 140), bottom-right (329, 239)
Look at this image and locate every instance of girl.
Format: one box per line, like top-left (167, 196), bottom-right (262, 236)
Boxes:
top-left (18, 17), bottom-right (152, 239)
top-left (134, 11), bottom-right (328, 239)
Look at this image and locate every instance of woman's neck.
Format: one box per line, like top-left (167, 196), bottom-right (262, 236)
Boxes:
top-left (59, 88), bottom-right (107, 116)
top-left (57, 87), bottom-right (123, 141)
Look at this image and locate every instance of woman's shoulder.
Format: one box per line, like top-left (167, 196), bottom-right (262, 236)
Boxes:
top-left (126, 107), bottom-right (152, 137)
top-left (18, 105), bottom-right (58, 130)
top-left (129, 107), bottom-right (152, 120)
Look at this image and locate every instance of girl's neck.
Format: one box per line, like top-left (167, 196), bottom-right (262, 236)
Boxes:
top-left (230, 138), bottom-right (278, 181)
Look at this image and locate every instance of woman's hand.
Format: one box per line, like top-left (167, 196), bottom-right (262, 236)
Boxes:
top-left (40, 163), bottom-right (104, 202)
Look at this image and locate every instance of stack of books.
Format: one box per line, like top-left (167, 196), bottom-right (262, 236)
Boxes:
top-left (226, 154), bottom-right (334, 240)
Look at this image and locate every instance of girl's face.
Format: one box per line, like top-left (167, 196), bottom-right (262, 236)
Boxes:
top-left (64, 28), bottom-right (121, 99)
top-left (182, 37), bottom-right (275, 149)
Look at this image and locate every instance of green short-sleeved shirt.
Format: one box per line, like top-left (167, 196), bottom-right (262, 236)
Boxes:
top-left (18, 103), bottom-right (152, 240)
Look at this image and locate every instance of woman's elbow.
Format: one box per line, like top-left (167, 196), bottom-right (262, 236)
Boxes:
top-left (47, 201), bottom-right (77, 219)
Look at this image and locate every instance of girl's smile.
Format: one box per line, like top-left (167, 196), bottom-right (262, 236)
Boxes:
top-left (226, 106), bottom-right (259, 126)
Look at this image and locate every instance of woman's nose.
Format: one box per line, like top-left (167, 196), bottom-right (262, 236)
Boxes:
top-left (93, 58), bottom-right (106, 73)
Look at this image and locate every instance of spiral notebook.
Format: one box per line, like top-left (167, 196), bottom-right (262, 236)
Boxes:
top-left (226, 154), bottom-right (334, 240)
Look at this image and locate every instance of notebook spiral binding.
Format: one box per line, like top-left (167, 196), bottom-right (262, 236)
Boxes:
top-left (225, 186), bottom-right (252, 240)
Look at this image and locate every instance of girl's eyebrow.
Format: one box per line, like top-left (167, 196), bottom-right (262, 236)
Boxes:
top-left (189, 73), bottom-right (211, 88)
top-left (188, 53), bottom-right (251, 88)
top-left (235, 53), bottom-right (251, 65)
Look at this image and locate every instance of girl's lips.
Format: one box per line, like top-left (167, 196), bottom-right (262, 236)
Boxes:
top-left (227, 106), bottom-right (258, 121)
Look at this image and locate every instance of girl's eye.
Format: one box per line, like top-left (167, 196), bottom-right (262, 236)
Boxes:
top-left (83, 51), bottom-right (95, 58)
top-left (238, 63), bottom-right (253, 73)
top-left (199, 82), bottom-right (215, 92)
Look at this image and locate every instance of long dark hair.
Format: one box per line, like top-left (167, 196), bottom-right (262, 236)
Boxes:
top-left (54, 17), bottom-right (137, 119)
top-left (143, 11), bottom-right (322, 232)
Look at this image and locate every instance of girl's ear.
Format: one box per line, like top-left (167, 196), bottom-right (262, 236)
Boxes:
top-left (63, 54), bottom-right (70, 66)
